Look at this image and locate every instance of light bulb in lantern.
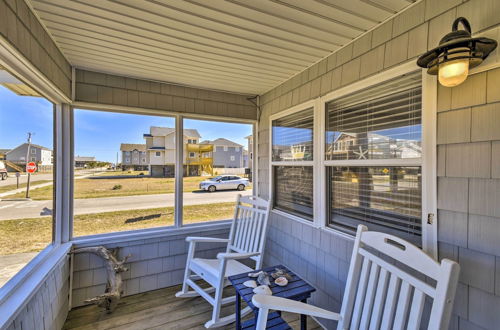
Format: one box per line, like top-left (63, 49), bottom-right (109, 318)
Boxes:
top-left (438, 58), bottom-right (469, 87)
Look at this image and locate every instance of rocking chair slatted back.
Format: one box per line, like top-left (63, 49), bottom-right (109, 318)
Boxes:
top-left (227, 195), bottom-right (271, 268)
top-left (338, 225), bottom-right (460, 330)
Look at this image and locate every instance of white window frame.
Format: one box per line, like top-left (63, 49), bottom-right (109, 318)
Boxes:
top-left (268, 62), bottom-right (437, 257)
top-left (31, 148), bottom-right (36, 154)
top-left (223, 145), bottom-right (228, 151)
top-left (269, 99), bottom-right (322, 227)
top-left (155, 151), bottom-right (161, 157)
top-left (319, 61), bottom-right (437, 257)
top-left (230, 155), bottom-right (235, 161)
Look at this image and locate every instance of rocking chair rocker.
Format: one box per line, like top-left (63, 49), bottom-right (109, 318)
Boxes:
top-left (176, 194), bottom-right (271, 328)
top-left (253, 225), bottom-right (460, 330)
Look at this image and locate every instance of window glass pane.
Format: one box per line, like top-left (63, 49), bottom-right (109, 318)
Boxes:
top-left (0, 71), bottom-right (54, 288)
top-left (327, 166), bottom-right (421, 243)
top-left (272, 108), bottom-right (313, 161)
top-left (325, 72), bottom-right (421, 161)
top-left (73, 110), bottom-right (175, 237)
top-left (183, 119), bottom-right (252, 224)
top-left (273, 166), bottom-right (313, 220)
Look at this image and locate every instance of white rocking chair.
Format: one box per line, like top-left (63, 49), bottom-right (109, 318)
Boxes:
top-left (253, 225), bottom-right (460, 330)
top-left (176, 194), bottom-right (271, 328)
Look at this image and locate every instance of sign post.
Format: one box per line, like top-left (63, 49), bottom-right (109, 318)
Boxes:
top-left (16, 172), bottom-right (20, 189)
top-left (26, 161), bottom-right (37, 198)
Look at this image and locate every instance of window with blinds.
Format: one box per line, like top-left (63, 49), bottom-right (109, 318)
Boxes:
top-left (327, 166), bottom-right (422, 244)
top-left (326, 71), bottom-right (423, 242)
top-left (274, 166), bottom-right (314, 219)
top-left (325, 72), bottom-right (422, 161)
top-left (272, 108), bottom-right (314, 161)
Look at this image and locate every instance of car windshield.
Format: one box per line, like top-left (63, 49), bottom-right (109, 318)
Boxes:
top-left (209, 176), bottom-right (223, 181)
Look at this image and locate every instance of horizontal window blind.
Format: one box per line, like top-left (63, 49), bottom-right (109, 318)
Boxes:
top-left (328, 166), bottom-right (422, 243)
top-left (326, 71), bottom-right (422, 161)
top-left (272, 108), bottom-right (314, 161)
top-left (273, 166), bottom-right (313, 220)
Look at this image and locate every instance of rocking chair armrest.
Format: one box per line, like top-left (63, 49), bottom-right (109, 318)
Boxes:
top-left (252, 294), bottom-right (341, 321)
top-left (185, 237), bottom-right (230, 244)
top-left (216, 252), bottom-right (260, 260)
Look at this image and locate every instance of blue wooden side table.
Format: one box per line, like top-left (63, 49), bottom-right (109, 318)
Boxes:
top-left (228, 265), bottom-right (316, 330)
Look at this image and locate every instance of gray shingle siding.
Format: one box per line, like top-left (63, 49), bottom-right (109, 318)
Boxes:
top-left (0, 0), bottom-right (72, 98)
top-left (258, 2), bottom-right (500, 329)
top-left (4, 253), bottom-right (70, 330)
top-left (71, 227), bottom-right (230, 307)
top-left (75, 69), bottom-right (257, 120)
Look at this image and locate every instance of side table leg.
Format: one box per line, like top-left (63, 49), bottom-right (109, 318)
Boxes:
top-left (236, 291), bottom-right (241, 329)
top-left (300, 298), bottom-right (307, 330)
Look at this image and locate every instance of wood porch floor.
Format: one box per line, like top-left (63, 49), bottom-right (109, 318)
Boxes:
top-left (63, 284), bottom-right (322, 330)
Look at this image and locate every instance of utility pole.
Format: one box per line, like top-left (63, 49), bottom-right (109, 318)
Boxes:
top-left (116, 152), bottom-right (119, 171)
top-left (25, 132), bottom-right (33, 198)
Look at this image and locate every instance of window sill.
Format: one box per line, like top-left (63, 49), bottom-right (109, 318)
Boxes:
top-left (71, 220), bottom-right (233, 247)
top-left (0, 242), bottom-right (72, 328)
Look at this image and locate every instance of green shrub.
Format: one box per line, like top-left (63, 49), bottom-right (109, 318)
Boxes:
top-left (112, 184), bottom-right (122, 190)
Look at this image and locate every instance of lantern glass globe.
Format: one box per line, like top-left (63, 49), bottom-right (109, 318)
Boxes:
top-left (438, 58), bottom-right (469, 87)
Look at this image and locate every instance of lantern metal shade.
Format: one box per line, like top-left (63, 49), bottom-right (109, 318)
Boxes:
top-left (417, 17), bottom-right (497, 75)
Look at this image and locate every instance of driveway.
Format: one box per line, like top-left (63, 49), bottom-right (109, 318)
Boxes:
top-left (0, 189), bottom-right (251, 220)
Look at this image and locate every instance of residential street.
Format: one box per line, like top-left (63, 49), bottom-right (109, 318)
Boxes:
top-left (0, 189), bottom-right (250, 220)
top-left (0, 172), bottom-right (53, 187)
top-left (0, 169), bottom-right (103, 188)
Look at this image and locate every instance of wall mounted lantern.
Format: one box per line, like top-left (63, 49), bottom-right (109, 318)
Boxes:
top-left (417, 17), bottom-right (497, 87)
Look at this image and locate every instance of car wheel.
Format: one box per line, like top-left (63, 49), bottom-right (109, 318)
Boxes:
top-left (208, 185), bottom-right (216, 192)
top-left (237, 184), bottom-right (245, 191)
top-left (1, 173), bottom-right (6, 180)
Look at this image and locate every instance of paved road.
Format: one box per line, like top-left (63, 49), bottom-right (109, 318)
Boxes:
top-left (0, 172), bottom-right (53, 187)
top-left (0, 189), bottom-right (251, 220)
top-left (0, 169), bottom-right (103, 188)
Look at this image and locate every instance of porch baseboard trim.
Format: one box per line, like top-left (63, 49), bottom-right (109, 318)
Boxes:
top-left (71, 221), bottom-right (232, 247)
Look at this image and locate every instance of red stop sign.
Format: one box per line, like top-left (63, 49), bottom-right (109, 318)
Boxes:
top-left (26, 162), bottom-right (37, 173)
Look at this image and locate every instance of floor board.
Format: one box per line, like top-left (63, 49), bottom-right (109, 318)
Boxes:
top-left (63, 285), bottom-right (322, 330)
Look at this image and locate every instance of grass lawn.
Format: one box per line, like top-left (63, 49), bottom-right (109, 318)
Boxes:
top-left (3, 176), bottom-right (223, 200)
top-left (0, 202), bottom-right (234, 255)
top-left (0, 180), bottom-right (52, 194)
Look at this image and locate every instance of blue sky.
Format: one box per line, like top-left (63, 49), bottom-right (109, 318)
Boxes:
top-left (0, 86), bottom-right (54, 150)
top-left (0, 86), bottom-right (252, 163)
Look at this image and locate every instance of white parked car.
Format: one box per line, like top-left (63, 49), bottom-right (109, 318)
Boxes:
top-left (199, 175), bottom-right (249, 192)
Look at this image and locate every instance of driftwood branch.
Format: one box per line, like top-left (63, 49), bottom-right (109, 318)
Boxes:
top-left (72, 246), bottom-right (131, 313)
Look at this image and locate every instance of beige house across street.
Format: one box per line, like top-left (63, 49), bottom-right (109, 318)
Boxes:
top-left (120, 144), bottom-right (148, 171)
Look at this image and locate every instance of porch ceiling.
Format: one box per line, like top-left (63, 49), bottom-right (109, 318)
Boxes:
top-left (29, 0), bottom-right (416, 95)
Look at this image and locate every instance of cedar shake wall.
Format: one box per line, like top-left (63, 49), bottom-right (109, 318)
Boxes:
top-left (0, 0), bottom-right (72, 98)
top-left (258, 0), bottom-right (500, 329)
top-left (4, 253), bottom-right (70, 330)
top-left (75, 69), bottom-right (258, 120)
top-left (70, 227), bottom-right (230, 308)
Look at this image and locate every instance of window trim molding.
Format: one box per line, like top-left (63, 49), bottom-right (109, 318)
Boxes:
top-left (269, 99), bottom-right (320, 226)
top-left (320, 61), bottom-right (437, 258)
top-left (267, 61), bottom-right (438, 258)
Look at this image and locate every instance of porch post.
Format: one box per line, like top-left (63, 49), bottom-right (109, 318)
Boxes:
top-left (54, 103), bottom-right (73, 243)
top-left (175, 115), bottom-right (183, 227)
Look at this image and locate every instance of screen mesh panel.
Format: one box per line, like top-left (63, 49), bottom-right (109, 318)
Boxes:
top-left (326, 71), bottom-right (422, 161)
top-left (272, 108), bottom-right (314, 161)
top-left (273, 166), bottom-right (313, 220)
top-left (328, 166), bottom-right (422, 243)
